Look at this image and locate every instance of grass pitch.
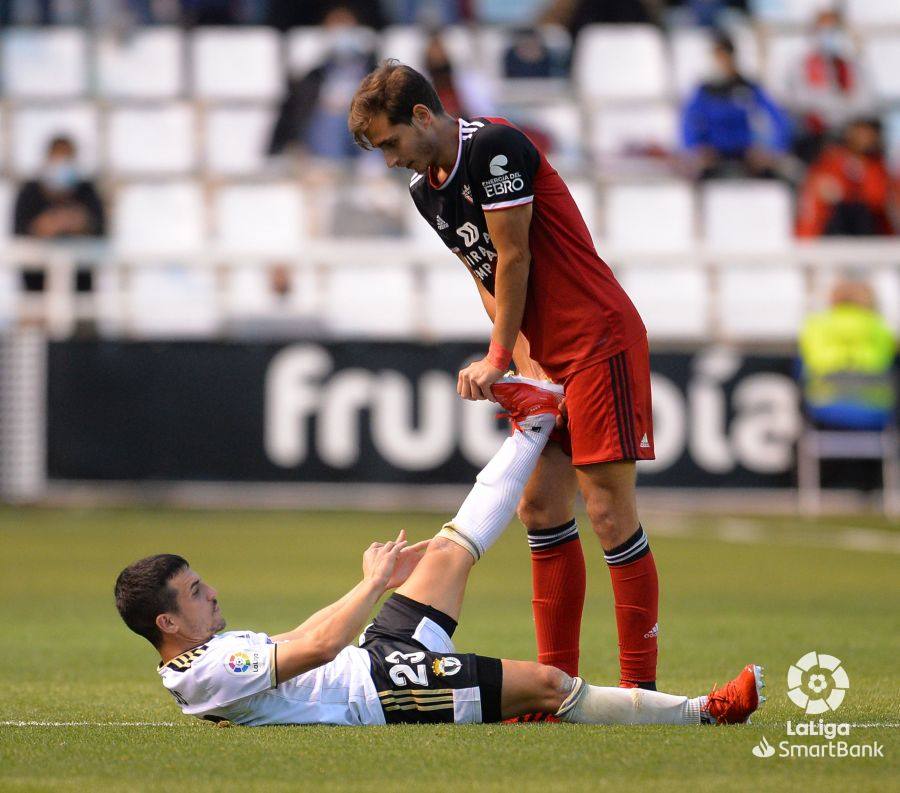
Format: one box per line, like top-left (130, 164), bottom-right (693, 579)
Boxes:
top-left (1, 506), bottom-right (897, 792)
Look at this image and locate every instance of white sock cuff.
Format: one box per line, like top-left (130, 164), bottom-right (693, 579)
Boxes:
top-left (555, 676), bottom-right (586, 720)
top-left (437, 524), bottom-right (482, 561)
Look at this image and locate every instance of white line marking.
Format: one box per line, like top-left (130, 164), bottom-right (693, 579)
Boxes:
top-left (0, 721), bottom-right (180, 727)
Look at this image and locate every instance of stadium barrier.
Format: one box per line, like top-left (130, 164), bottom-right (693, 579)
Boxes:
top-left (0, 237), bottom-right (898, 341)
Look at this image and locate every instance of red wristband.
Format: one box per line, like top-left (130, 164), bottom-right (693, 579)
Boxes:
top-left (487, 340), bottom-right (513, 371)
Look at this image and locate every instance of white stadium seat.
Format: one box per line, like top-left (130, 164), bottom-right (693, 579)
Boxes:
top-left (379, 26), bottom-right (477, 76)
top-left (204, 106), bottom-right (276, 176)
top-left (424, 264), bottom-right (492, 339)
top-left (846, 0), bottom-right (900, 27)
top-left (106, 104), bottom-right (197, 176)
top-left (191, 28), bottom-right (282, 101)
top-left (10, 104), bottom-right (99, 177)
top-left (0, 180), bottom-right (16, 327)
top-left (505, 101), bottom-right (583, 171)
top-left (762, 33), bottom-right (808, 100)
top-left (109, 182), bottom-right (213, 336)
top-left (671, 27), bottom-right (761, 99)
top-left (718, 267), bottom-right (805, 340)
top-left (701, 181), bottom-right (792, 253)
top-left (2, 28), bottom-right (86, 98)
top-left (287, 26), bottom-right (377, 76)
top-left (567, 181), bottom-right (599, 242)
top-left (885, 109), bottom-right (900, 173)
top-left (113, 181), bottom-right (205, 257)
top-left (573, 25), bottom-right (669, 103)
top-left (604, 182), bottom-right (696, 253)
top-left (0, 107), bottom-right (5, 173)
top-left (213, 184), bottom-right (308, 256)
top-left (862, 35), bottom-right (900, 103)
top-left (873, 270), bottom-right (900, 334)
top-left (96, 28), bottom-right (184, 99)
top-left (322, 263), bottom-right (417, 337)
top-left (749, 0), bottom-right (831, 25)
top-left (589, 103), bottom-right (679, 160)
top-left (619, 267), bottom-right (709, 340)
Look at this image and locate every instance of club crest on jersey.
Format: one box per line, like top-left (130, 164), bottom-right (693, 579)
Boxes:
top-left (432, 656), bottom-right (462, 677)
top-left (462, 184), bottom-right (473, 203)
top-left (226, 650), bottom-right (261, 675)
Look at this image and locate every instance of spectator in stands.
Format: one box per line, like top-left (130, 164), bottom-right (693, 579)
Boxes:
top-left (681, 34), bottom-right (792, 180)
top-left (542, 0), bottom-right (658, 32)
top-left (13, 135), bottom-right (106, 294)
top-left (422, 31), bottom-right (493, 120)
top-left (799, 277), bottom-right (896, 432)
top-left (786, 9), bottom-right (875, 163)
top-left (14, 136), bottom-right (105, 242)
top-left (266, 0), bottom-right (385, 30)
top-left (667, 0), bottom-right (749, 29)
top-left (268, 6), bottom-right (376, 162)
top-left (797, 118), bottom-right (897, 237)
top-left (503, 27), bottom-right (568, 79)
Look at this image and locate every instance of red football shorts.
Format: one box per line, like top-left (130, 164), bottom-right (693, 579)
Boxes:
top-left (555, 335), bottom-right (655, 466)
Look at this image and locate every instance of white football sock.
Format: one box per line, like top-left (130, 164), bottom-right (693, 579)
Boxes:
top-left (556, 678), bottom-right (704, 726)
top-left (438, 412), bottom-right (556, 560)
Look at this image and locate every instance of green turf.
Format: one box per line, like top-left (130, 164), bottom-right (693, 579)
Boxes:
top-left (1, 507), bottom-right (897, 792)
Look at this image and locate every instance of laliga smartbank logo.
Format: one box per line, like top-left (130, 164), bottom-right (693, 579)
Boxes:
top-left (751, 651), bottom-right (884, 760)
top-left (787, 650), bottom-right (848, 714)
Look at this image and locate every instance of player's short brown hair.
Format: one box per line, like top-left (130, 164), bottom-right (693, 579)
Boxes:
top-left (115, 554), bottom-right (188, 648)
top-left (348, 59), bottom-right (444, 148)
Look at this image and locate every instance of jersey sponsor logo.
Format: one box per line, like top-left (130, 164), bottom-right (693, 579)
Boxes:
top-left (436, 215), bottom-right (449, 230)
top-left (456, 222), bottom-right (479, 247)
top-left (432, 656), bottom-right (462, 677)
top-left (489, 154), bottom-right (509, 176)
top-left (226, 650), bottom-right (262, 675)
top-left (482, 173), bottom-right (525, 198)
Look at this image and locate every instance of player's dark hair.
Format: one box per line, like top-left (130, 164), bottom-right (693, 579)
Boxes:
top-left (348, 59), bottom-right (445, 148)
top-left (115, 554), bottom-right (189, 648)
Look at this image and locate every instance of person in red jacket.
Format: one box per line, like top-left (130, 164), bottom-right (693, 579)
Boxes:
top-left (349, 61), bottom-right (661, 695)
top-left (797, 118), bottom-right (897, 237)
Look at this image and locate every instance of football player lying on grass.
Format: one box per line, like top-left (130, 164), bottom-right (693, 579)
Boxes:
top-left (115, 376), bottom-right (765, 727)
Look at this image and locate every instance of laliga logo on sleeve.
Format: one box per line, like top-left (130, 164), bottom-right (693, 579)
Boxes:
top-left (489, 155), bottom-right (508, 176)
top-left (786, 651), bottom-right (849, 714)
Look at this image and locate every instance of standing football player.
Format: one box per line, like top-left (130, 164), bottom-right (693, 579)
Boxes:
top-left (349, 62), bottom-right (659, 691)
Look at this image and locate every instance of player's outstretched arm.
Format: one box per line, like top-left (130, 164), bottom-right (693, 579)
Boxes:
top-left (273, 534), bottom-right (408, 684)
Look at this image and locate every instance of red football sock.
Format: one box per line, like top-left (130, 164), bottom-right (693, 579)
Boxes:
top-left (527, 520), bottom-right (585, 677)
top-left (604, 525), bottom-right (659, 687)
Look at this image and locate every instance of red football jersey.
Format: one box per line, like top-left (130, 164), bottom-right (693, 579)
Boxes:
top-left (410, 116), bottom-right (646, 381)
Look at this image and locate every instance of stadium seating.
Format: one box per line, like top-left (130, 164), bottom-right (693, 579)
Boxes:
top-left (588, 103), bottom-right (679, 164)
top-left (106, 104), bottom-right (197, 176)
top-left (287, 26), bottom-right (378, 76)
top-left (424, 263), bottom-right (493, 339)
top-left (379, 25), bottom-right (477, 76)
top-left (862, 34), bottom-right (900, 103)
top-left (573, 25), bottom-right (669, 104)
top-left (212, 183), bottom-right (309, 255)
top-left (321, 263), bottom-right (417, 337)
top-left (10, 103), bottom-right (99, 176)
top-left (2, 27), bottom-right (87, 98)
top-left (701, 181), bottom-right (793, 253)
top-left (191, 27), bottom-right (282, 100)
top-left (750, 0), bottom-right (831, 25)
top-left (761, 32), bottom-right (807, 101)
top-left (846, 0), bottom-right (900, 27)
top-left (203, 106), bottom-right (277, 176)
top-left (0, 181), bottom-right (15, 327)
top-left (113, 181), bottom-right (205, 256)
top-left (96, 28), bottom-right (185, 100)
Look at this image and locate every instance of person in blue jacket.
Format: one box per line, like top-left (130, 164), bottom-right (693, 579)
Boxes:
top-left (682, 33), bottom-right (793, 179)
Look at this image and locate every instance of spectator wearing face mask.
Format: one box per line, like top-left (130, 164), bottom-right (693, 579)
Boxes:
top-left (681, 33), bottom-right (793, 180)
top-left (797, 118), bottom-right (898, 237)
top-left (13, 135), bottom-right (106, 292)
top-left (787, 9), bottom-right (875, 163)
top-left (268, 6), bottom-right (376, 161)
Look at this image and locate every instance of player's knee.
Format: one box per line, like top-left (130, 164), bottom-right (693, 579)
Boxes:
top-left (516, 495), bottom-right (553, 530)
top-left (584, 493), bottom-right (616, 540)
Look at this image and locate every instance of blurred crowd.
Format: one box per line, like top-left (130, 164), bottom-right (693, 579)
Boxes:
top-left (9, 2), bottom-right (898, 244)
